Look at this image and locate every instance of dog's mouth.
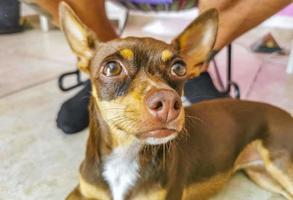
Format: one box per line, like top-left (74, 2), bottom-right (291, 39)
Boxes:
top-left (138, 128), bottom-right (179, 145)
top-left (140, 128), bottom-right (177, 139)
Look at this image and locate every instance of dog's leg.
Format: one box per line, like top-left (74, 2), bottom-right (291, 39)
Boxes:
top-left (256, 140), bottom-right (293, 199)
top-left (235, 142), bottom-right (293, 200)
top-left (246, 166), bottom-right (292, 200)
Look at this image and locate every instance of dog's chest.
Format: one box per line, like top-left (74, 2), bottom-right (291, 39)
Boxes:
top-left (102, 146), bottom-right (140, 200)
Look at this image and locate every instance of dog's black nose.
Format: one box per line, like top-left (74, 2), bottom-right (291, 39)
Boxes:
top-left (145, 89), bottom-right (182, 123)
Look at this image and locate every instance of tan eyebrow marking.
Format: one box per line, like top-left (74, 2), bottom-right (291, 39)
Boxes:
top-left (119, 48), bottom-right (134, 60)
top-left (161, 50), bottom-right (173, 62)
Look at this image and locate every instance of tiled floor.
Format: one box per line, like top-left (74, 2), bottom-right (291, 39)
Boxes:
top-left (1, 4), bottom-right (293, 200)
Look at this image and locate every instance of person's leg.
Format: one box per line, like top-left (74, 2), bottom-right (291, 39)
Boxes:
top-left (199, 0), bottom-right (292, 51)
top-left (33, 0), bottom-right (118, 41)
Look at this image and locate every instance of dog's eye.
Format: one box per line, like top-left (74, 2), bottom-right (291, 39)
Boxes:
top-left (171, 61), bottom-right (186, 77)
top-left (103, 61), bottom-right (122, 77)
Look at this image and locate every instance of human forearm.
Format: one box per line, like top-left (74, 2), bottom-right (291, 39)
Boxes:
top-left (199, 0), bottom-right (292, 51)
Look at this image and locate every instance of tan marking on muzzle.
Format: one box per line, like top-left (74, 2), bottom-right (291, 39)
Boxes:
top-left (145, 76), bottom-right (172, 93)
top-left (91, 84), bottom-right (141, 147)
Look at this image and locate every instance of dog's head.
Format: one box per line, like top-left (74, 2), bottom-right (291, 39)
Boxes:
top-left (59, 3), bottom-right (218, 145)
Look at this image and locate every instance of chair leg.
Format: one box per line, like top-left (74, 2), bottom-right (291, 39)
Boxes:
top-left (58, 70), bottom-right (87, 92)
top-left (286, 41), bottom-right (293, 74)
top-left (212, 44), bottom-right (241, 98)
top-left (39, 15), bottom-right (52, 32)
top-left (225, 44), bottom-right (241, 98)
top-left (227, 44), bottom-right (232, 93)
top-left (118, 10), bottom-right (129, 36)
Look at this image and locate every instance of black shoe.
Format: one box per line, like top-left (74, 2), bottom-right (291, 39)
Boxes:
top-left (184, 72), bottom-right (227, 104)
top-left (0, 0), bottom-right (22, 34)
top-left (56, 80), bottom-right (91, 134)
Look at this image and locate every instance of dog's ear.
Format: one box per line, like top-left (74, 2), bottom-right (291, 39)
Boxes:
top-left (172, 9), bottom-right (218, 78)
top-left (59, 2), bottom-right (96, 73)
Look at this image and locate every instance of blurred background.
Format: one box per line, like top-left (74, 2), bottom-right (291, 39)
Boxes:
top-left (0, 1), bottom-right (293, 199)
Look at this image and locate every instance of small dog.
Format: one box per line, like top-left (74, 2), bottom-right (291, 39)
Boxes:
top-left (59, 2), bottom-right (293, 200)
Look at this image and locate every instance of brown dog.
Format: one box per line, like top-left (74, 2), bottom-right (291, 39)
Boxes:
top-left (59, 2), bottom-right (293, 200)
